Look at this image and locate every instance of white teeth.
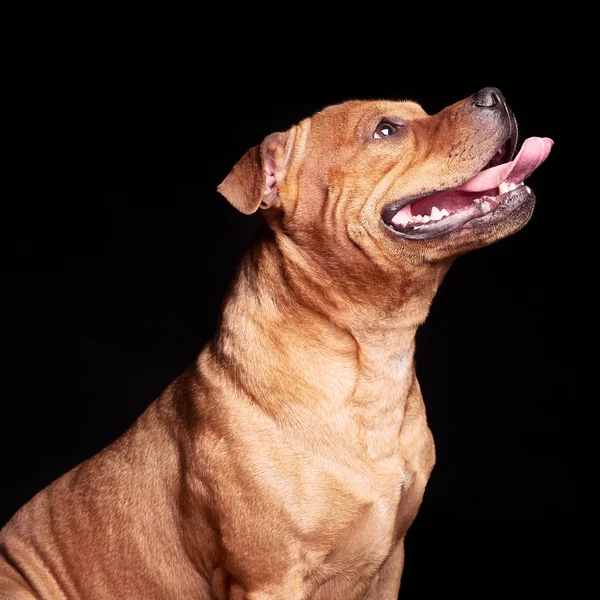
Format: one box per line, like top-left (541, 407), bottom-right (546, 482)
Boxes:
top-left (498, 181), bottom-right (524, 195)
top-left (410, 207), bottom-right (450, 225)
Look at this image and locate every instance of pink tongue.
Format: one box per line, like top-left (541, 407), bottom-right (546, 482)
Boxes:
top-left (457, 137), bottom-right (553, 192)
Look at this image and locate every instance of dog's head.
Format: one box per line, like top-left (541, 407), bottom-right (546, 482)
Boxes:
top-left (218, 87), bottom-right (552, 275)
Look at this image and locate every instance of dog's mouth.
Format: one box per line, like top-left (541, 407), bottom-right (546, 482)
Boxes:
top-left (381, 136), bottom-right (553, 240)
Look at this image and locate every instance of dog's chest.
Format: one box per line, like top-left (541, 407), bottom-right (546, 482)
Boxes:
top-left (286, 440), bottom-right (420, 577)
top-left (207, 417), bottom-right (433, 599)
top-left (295, 456), bottom-right (422, 599)
top-left (329, 458), bottom-right (416, 544)
top-left (206, 372), bottom-right (433, 596)
top-left (287, 411), bottom-right (433, 594)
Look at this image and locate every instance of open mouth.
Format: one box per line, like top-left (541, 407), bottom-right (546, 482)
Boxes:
top-left (382, 136), bottom-right (553, 240)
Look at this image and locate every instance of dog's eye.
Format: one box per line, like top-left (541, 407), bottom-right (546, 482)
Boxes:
top-left (373, 122), bottom-right (398, 139)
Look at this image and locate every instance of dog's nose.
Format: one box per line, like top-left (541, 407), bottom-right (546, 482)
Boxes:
top-left (473, 87), bottom-right (505, 109)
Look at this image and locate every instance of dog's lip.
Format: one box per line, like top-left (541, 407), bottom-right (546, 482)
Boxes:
top-left (381, 136), bottom-right (553, 240)
top-left (382, 185), bottom-right (535, 240)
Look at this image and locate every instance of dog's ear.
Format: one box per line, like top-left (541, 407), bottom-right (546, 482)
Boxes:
top-left (217, 128), bottom-right (296, 215)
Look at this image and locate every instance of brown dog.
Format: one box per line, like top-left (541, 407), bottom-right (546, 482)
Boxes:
top-left (0, 87), bottom-right (552, 599)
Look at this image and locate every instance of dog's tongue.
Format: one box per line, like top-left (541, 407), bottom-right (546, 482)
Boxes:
top-left (457, 137), bottom-right (553, 192)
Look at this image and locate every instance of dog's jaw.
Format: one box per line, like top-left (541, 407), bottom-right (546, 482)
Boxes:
top-left (381, 136), bottom-right (553, 241)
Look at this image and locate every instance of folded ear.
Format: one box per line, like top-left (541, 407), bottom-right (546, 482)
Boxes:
top-left (217, 128), bottom-right (296, 215)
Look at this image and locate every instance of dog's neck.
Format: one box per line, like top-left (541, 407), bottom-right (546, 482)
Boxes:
top-left (210, 226), bottom-right (451, 459)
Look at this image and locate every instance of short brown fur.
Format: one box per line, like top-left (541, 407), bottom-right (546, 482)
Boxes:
top-left (0, 90), bottom-right (540, 599)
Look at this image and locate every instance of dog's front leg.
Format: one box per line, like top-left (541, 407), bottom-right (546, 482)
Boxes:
top-left (363, 539), bottom-right (405, 600)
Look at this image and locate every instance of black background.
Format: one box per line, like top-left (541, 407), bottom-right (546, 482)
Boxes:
top-left (2, 61), bottom-right (593, 598)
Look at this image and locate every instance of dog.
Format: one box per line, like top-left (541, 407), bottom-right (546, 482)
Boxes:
top-left (0, 87), bottom-right (552, 599)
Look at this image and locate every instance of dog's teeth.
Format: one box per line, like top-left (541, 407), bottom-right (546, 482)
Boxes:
top-left (430, 206), bottom-right (442, 221)
top-left (440, 209), bottom-right (450, 217)
top-left (412, 215), bottom-right (423, 222)
top-left (422, 215), bottom-right (431, 223)
top-left (499, 181), bottom-right (525, 195)
top-left (391, 204), bottom-right (412, 226)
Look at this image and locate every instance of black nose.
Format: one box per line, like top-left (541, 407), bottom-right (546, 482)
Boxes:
top-left (473, 87), bottom-right (505, 108)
